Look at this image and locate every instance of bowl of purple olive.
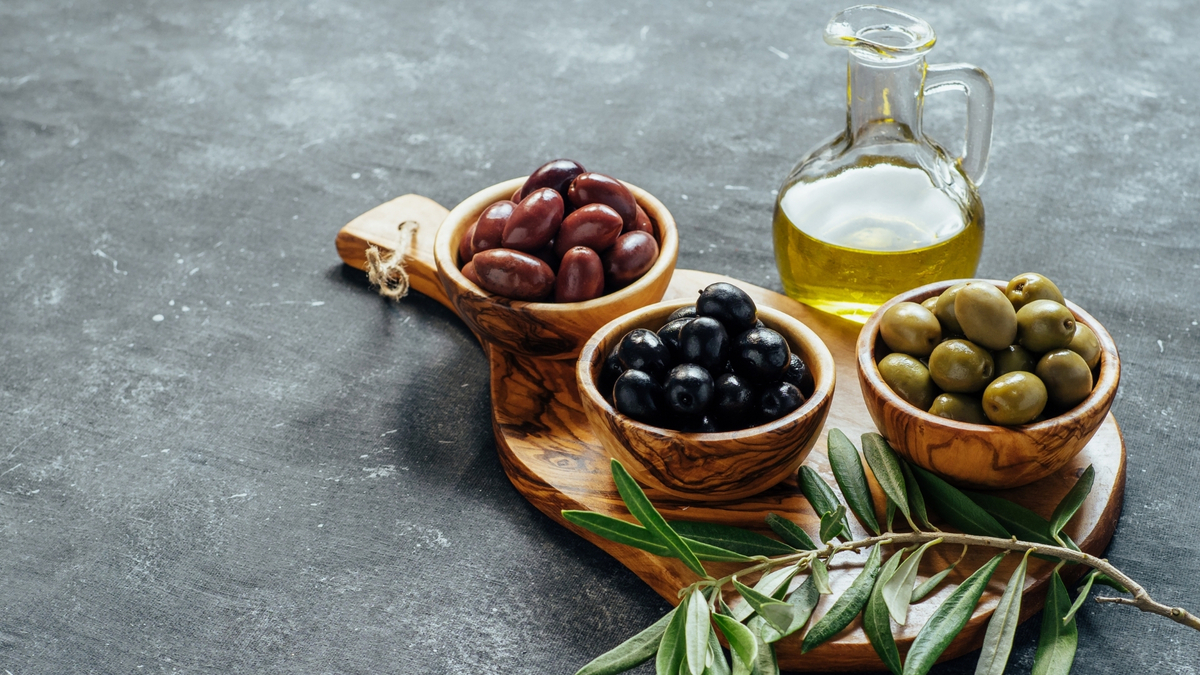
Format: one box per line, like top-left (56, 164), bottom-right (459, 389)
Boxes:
top-left (576, 283), bottom-right (835, 501)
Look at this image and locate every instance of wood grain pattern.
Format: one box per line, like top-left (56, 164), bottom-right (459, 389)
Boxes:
top-left (336, 198), bottom-right (1126, 672)
top-left (858, 280), bottom-right (1121, 489)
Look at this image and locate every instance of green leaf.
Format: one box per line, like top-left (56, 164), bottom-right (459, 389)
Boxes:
top-left (903, 553), bottom-right (1004, 675)
top-left (910, 560), bottom-right (959, 604)
top-left (910, 465), bottom-right (1010, 539)
top-left (886, 500), bottom-right (896, 531)
top-left (1032, 571), bottom-right (1078, 675)
top-left (962, 493), bottom-right (1081, 551)
top-left (1062, 570), bottom-right (1098, 625)
top-left (974, 550), bottom-right (1031, 675)
top-left (811, 558), bottom-right (832, 594)
top-left (883, 539), bottom-right (941, 625)
top-left (685, 589), bottom-right (710, 675)
top-left (863, 550), bottom-right (907, 675)
top-left (827, 429), bottom-right (881, 535)
top-left (764, 513), bottom-right (817, 551)
top-left (712, 613), bottom-right (757, 675)
top-left (1049, 465), bottom-right (1095, 546)
top-left (657, 598), bottom-right (688, 675)
top-left (861, 433), bottom-right (914, 529)
top-left (705, 626), bottom-right (731, 675)
top-left (732, 579), bottom-right (795, 634)
top-left (1093, 572), bottom-right (1129, 594)
top-left (801, 543), bottom-right (884, 653)
top-left (819, 504), bottom-right (848, 543)
top-left (669, 521), bottom-right (796, 557)
top-left (746, 618), bottom-right (780, 675)
top-left (898, 458), bottom-right (933, 530)
top-left (574, 608), bottom-right (675, 675)
top-left (563, 511), bottom-right (753, 562)
top-left (611, 459), bottom-right (707, 578)
top-left (760, 576), bottom-right (820, 643)
top-left (798, 466), bottom-right (851, 537)
top-left (754, 564), bottom-right (799, 600)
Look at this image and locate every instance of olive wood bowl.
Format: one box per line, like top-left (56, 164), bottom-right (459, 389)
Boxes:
top-left (577, 299), bottom-right (836, 501)
top-left (433, 177), bottom-right (679, 360)
top-left (857, 279), bottom-right (1120, 490)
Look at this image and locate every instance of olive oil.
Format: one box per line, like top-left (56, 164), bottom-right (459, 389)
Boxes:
top-left (773, 162), bottom-right (984, 323)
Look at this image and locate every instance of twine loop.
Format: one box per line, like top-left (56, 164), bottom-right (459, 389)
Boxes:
top-left (365, 220), bottom-right (419, 300)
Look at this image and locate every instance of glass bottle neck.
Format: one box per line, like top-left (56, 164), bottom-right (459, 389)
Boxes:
top-left (846, 53), bottom-right (926, 144)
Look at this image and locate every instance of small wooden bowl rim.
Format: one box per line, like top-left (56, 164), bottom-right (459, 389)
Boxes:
top-left (577, 299), bottom-right (837, 443)
top-left (856, 279), bottom-right (1121, 433)
top-left (433, 177), bottom-right (680, 313)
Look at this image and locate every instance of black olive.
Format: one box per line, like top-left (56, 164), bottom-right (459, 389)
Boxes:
top-left (679, 317), bottom-right (729, 372)
top-left (668, 305), bottom-right (698, 322)
top-left (759, 381), bottom-right (805, 421)
top-left (613, 369), bottom-right (663, 423)
top-left (598, 347), bottom-right (624, 401)
top-left (663, 363), bottom-right (714, 416)
top-left (730, 327), bottom-right (792, 385)
top-left (781, 353), bottom-right (814, 397)
top-left (616, 328), bottom-right (670, 379)
top-left (697, 282), bottom-right (758, 334)
top-left (676, 415), bottom-right (718, 433)
top-left (712, 372), bottom-right (755, 424)
top-left (656, 318), bottom-right (692, 361)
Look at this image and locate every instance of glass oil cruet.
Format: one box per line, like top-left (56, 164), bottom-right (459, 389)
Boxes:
top-left (773, 5), bottom-right (994, 322)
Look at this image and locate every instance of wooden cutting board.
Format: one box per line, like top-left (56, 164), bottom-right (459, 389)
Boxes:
top-left (336, 194), bottom-right (1126, 672)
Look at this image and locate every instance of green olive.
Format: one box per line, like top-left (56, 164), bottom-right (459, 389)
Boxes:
top-left (880, 302), bottom-right (942, 357)
top-left (1068, 323), bottom-right (1101, 369)
top-left (921, 296), bottom-right (939, 313)
top-left (1036, 349), bottom-right (1093, 409)
top-left (878, 353), bottom-right (939, 410)
top-left (928, 393), bottom-right (988, 424)
top-left (1016, 299), bottom-right (1077, 353)
top-left (982, 372), bottom-right (1048, 425)
top-left (1006, 273), bottom-right (1065, 311)
top-left (993, 345), bottom-right (1038, 377)
top-left (928, 338), bottom-right (995, 393)
top-left (934, 283), bottom-right (968, 335)
top-left (954, 282), bottom-right (1018, 350)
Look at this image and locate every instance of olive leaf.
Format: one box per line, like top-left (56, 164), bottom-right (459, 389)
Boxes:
top-left (573, 608), bottom-right (675, 675)
top-left (705, 628), bottom-right (731, 675)
top-left (864, 549), bottom-right (907, 675)
top-left (898, 458), bottom-right (933, 530)
top-left (798, 466), bottom-right (851, 538)
top-left (764, 513), bottom-right (817, 551)
top-left (746, 617), bottom-right (780, 675)
top-left (1049, 465), bottom-right (1095, 546)
top-left (712, 613), bottom-right (757, 675)
top-left (685, 588), bottom-right (711, 675)
top-left (801, 543), bottom-right (883, 653)
top-left (760, 576), bottom-right (820, 643)
top-left (827, 429), bottom-right (881, 535)
top-left (657, 595), bottom-right (689, 675)
top-left (974, 550), bottom-right (1031, 675)
top-left (563, 511), bottom-right (752, 562)
top-left (903, 553), bottom-right (1004, 675)
top-left (1032, 571), bottom-right (1078, 675)
top-left (754, 564), bottom-right (799, 601)
top-left (611, 459), bottom-right (708, 578)
top-left (811, 558), bottom-right (832, 594)
top-left (1092, 572), bottom-right (1129, 594)
top-left (886, 500), bottom-right (896, 531)
top-left (910, 545), bottom-right (967, 604)
top-left (963, 492), bottom-right (1081, 551)
top-left (883, 539), bottom-right (942, 625)
top-left (732, 579), bottom-right (795, 634)
top-left (669, 521), bottom-right (796, 557)
top-left (910, 465), bottom-right (1010, 539)
top-left (861, 433), bottom-right (915, 529)
top-left (819, 504), bottom-right (848, 543)
top-left (1062, 569), bottom-right (1099, 625)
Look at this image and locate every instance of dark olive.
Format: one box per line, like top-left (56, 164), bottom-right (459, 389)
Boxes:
top-left (879, 301), bottom-right (942, 357)
top-left (934, 282), bottom-right (968, 335)
top-left (663, 364), bottom-right (715, 416)
top-left (461, 260), bottom-right (481, 287)
top-left (713, 372), bottom-right (755, 423)
top-left (697, 282), bottom-right (758, 334)
top-left (554, 203), bottom-right (623, 258)
top-left (628, 204), bottom-right (654, 234)
top-left (1035, 349), bottom-right (1093, 409)
top-left (982, 371), bottom-right (1047, 425)
top-left (759, 382), bottom-right (805, 421)
top-left (656, 317), bottom-right (692, 360)
top-left (459, 222), bottom-right (477, 264)
top-left (471, 248), bottom-right (555, 301)
top-left (676, 415), bottom-right (718, 433)
top-left (955, 281), bottom-right (1018, 350)
top-left (472, 200), bottom-right (515, 254)
top-left (928, 338), bottom-right (995, 393)
top-left (613, 369), bottom-right (663, 423)
top-left (928, 393), bottom-right (988, 424)
top-left (994, 344), bottom-right (1037, 376)
top-left (519, 159), bottom-right (587, 201)
top-left (568, 172), bottom-right (637, 229)
top-left (598, 347), bottom-right (624, 400)
top-left (1016, 299), bottom-right (1076, 353)
top-left (602, 231), bottom-right (659, 288)
top-left (615, 328), bottom-right (671, 379)
top-left (781, 353), bottom-right (814, 396)
top-left (503, 188), bottom-right (564, 252)
top-left (1068, 323), bottom-right (1101, 369)
top-left (878, 353), bottom-right (939, 410)
top-left (668, 305), bottom-right (698, 321)
top-left (1006, 273), bottom-right (1064, 311)
top-left (730, 327), bottom-right (791, 385)
top-left (679, 317), bottom-right (729, 372)
top-left (555, 247), bottom-right (605, 303)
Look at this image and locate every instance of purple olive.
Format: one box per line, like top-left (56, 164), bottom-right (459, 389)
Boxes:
top-left (472, 200), bottom-right (514, 254)
top-left (502, 188), bottom-right (564, 252)
top-left (555, 246), bottom-right (605, 303)
top-left (471, 248), bottom-right (556, 301)
top-left (519, 159), bottom-right (587, 201)
top-left (461, 260), bottom-right (481, 287)
top-left (627, 204), bottom-right (654, 234)
top-left (554, 203), bottom-right (623, 258)
top-left (568, 172), bottom-right (637, 230)
top-left (459, 222), bottom-right (477, 264)
top-left (602, 230), bottom-right (659, 288)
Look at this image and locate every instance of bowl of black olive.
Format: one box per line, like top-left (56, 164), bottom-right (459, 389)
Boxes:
top-left (577, 283), bottom-right (835, 502)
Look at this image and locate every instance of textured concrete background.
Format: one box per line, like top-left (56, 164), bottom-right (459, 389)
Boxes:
top-left (2, 0), bottom-right (1198, 673)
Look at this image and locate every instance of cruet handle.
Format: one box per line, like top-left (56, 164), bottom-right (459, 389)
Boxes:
top-left (925, 63), bottom-right (995, 186)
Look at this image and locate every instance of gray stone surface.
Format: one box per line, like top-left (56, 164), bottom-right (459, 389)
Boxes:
top-left (2, 0), bottom-right (1197, 673)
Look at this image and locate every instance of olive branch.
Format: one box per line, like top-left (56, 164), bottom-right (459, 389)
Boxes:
top-left (564, 430), bottom-right (1198, 675)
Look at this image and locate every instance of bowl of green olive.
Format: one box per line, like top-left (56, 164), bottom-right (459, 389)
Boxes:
top-left (856, 274), bottom-right (1120, 489)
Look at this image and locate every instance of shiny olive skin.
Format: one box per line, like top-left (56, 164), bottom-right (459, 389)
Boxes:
top-left (994, 344), bottom-right (1038, 376)
top-left (1017, 299), bottom-right (1076, 353)
top-left (921, 296), bottom-right (939, 313)
top-left (730, 327), bottom-right (791, 385)
top-left (928, 393), bottom-right (988, 424)
top-left (713, 372), bottom-right (755, 423)
top-left (459, 222), bottom-right (477, 264)
top-left (472, 200), bottom-right (515, 254)
top-left (598, 347), bottom-right (624, 400)
top-left (934, 283), bottom-right (969, 335)
top-left (628, 204), bottom-right (654, 234)
top-left (879, 301), bottom-right (942, 357)
top-left (613, 369), bottom-right (663, 423)
top-left (679, 317), bottom-right (729, 372)
top-left (697, 282), bottom-right (758, 334)
top-left (615, 328), bottom-right (671, 379)
top-left (663, 363), bottom-right (715, 416)
top-left (471, 248), bottom-right (555, 301)
top-left (878, 353), bottom-right (939, 410)
top-left (1036, 348), bottom-right (1093, 408)
top-left (519, 159), bottom-right (587, 201)
top-left (555, 247), bottom-right (605, 303)
top-left (568, 172), bottom-right (637, 229)
top-left (461, 260), bottom-right (481, 287)
top-left (503, 188), bottom-right (564, 252)
top-left (668, 305), bottom-right (698, 321)
top-left (554, 203), bottom-right (623, 258)
top-left (656, 317), bottom-right (691, 360)
top-left (781, 353), bottom-right (814, 396)
top-left (677, 415), bottom-right (718, 433)
top-left (1068, 323), bottom-right (1102, 369)
top-left (982, 371), bottom-right (1047, 425)
top-left (1006, 273), bottom-right (1065, 311)
top-left (602, 230), bottom-right (659, 287)
top-left (928, 338), bottom-right (995, 393)
top-left (955, 281), bottom-right (1018, 350)
top-left (759, 382), bottom-right (805, 421)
